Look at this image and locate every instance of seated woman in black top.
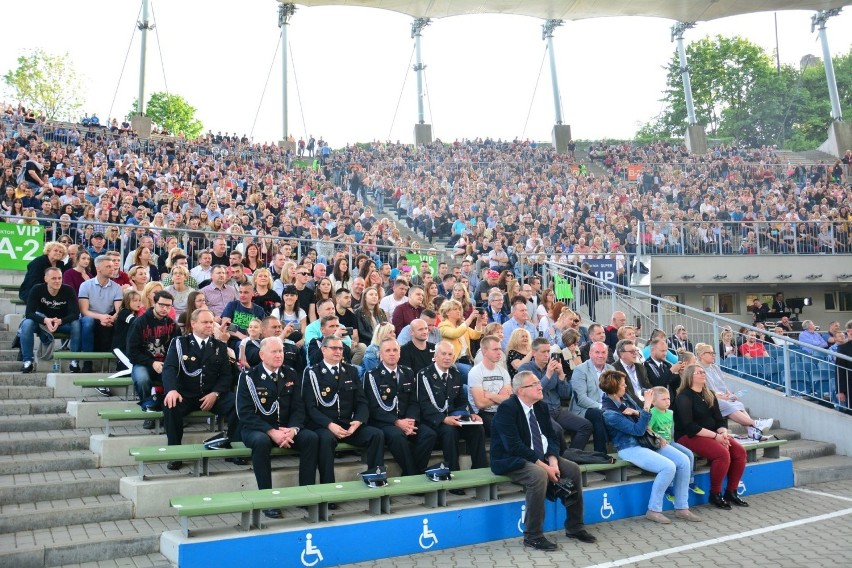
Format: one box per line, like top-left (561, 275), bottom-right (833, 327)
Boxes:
top-left (674, 365), bottom-right (748, 510)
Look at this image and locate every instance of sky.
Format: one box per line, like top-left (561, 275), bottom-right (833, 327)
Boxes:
top-left (2, 1), bottom-right (851, 146)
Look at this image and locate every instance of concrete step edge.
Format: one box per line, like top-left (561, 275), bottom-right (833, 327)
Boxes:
top-left (0, 500), bottom-right (134, 534)
top-left (0, 452), bottom-right (99, 476)
top-left (0, 533), bottom-right (161, 568)
top-left (0, 477), bottom-right (120, 506)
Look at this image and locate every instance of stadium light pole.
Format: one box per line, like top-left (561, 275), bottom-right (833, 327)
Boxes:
top-left (671, 22), bottom-right (706, 154)
top-left (278, 2), bottom-right (296, 148)
top-left (810, 8), bottom-right (850, 158)
top-left (131, 0), bottom-right (154, 138)
top-left (411, 18), bottom-right (432, 147)
top-left (542, 20), bottom-right (571, 154)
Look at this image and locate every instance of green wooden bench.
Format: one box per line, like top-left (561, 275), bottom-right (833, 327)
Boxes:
top-left (73, 376), bottom-right (133, 400)
top-left (171, 491), bottom-right (253, 537)
top-left (442, 468), bottom-right (511, 502)
top-left (54, 351), bottom-right (117, 372)
top-left (245, 487), bottom-right (321, 529)
top-left (101, 408), bottom-right (218, 437)
top-left (10, 298), bottom-right (24, 305)
top-left (130, 441), bottom-right (355, 478)
top-left (306, 480), bottom-right (387, 521)
top-left (382, 473), bottom-right (447, 511)
top-left (578, 457), bottom-right (631, 487)
top-left (741, 438), bottom-right (787, 463)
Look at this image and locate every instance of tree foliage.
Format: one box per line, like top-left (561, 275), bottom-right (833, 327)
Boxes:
top-left (131, 92), bottom-right (203, 139)
top-left (639, 36), bottom-right (852, 149)
top-left (2, 49), bottom-right (84, 120)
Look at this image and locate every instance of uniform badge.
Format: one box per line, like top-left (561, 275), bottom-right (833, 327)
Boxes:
top-left (260, 397), bottom-right (267, 404)
top-left (381, 395), bottom-right (387, 401)
top-left (183, 355), bottom-right (189, 361)
top-left (261, 374), bottom-right (267, 380)
top-left (321, 368), bottom-right (327, 374)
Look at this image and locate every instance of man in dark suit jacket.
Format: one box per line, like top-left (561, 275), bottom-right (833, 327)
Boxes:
top-left (490, 370), bottom-right (596, 551)
top-left (162, 308), bottom-right (238, 469)
top-left (645, 337), bottom-right (685, 400)
top-left (237, 337), bottom-right (319, 518)
top-left (836, 321), bottom-right (852, 407)
top-left (364, 338), bottom-right (436, 476)
top-left (613, 339), bottom-right (652, 402)
top-left (302, 336), bottom-right (384, 485)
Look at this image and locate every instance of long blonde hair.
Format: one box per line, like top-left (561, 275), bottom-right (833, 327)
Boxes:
top-left (678, 364), bottom-right (716, 407)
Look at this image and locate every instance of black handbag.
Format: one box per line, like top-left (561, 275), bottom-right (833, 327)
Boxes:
top-left (638, 428), bottom-right (664, 450)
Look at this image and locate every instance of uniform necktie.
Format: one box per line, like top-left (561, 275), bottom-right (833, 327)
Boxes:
top-left (528, 409), bottom-right (544, 459)
top-left (441, 372), bottom-right (449, 383)
top-left (332, 366), bottom-right (339, 378)
top-left (200, 339), bottom-right (207, 351)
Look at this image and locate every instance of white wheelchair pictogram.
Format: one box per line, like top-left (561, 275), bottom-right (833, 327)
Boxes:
top-left (600, 492), bottom-right (614, 519)
top-left (737, 480), bottom-right (746, 496)
top-left (419, 518), bottom-right (438, 549)
top-left (517, 504), bottom-right (526, 532)
top-left (300, 532), bottom-right (323, 566)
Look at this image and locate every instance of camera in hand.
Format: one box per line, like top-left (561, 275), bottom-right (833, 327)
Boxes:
top-left (546, 477), bottom-right (577, 502)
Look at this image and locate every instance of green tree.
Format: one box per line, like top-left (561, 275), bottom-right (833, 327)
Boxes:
top-left (131, 92), bottom-right (203, 139)
top-left (3, 48), bottom-right (84, 120)
top-left (640, 36), bottom-right (774, 139)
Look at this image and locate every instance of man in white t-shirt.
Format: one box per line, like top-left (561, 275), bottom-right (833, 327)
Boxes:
top-left (379, 278), bottom-right (409, 320)
top-left (467, 335), bottom-right (512, 435)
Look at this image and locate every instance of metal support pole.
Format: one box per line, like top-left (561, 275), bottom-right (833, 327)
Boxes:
top-left (671, 22), bottom-right (697, 126)
top-left (811, 9), bottom-right (844, 121)
top-left (137, 0), bottom-right (152, 115)
top-left (411, 18), bottom-right (431, 125)
top-left (542, 20), bottom-right (564, 125)
top-left (278, 2), bottom-right (296, 139)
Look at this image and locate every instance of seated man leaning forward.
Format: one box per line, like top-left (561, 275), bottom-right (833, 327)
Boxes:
top-left (491, 370), bottom-right (596, 551)
top-left (161, 308), bottom-right (239, 471)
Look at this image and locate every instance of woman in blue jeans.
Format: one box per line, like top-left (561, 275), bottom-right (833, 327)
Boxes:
top-left (600, 370), bottom-right (702, 524)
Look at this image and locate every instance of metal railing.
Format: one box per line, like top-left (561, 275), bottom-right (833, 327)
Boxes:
top-left (543, 260), bottom-right (851, 409)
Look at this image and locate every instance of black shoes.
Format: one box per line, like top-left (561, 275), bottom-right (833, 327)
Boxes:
top-left (710, 493), bottom-right (732, 510)
top-left (724, 491), bottom-right (750, 507)
top-left (96, 387), bottom-right (113, 397)
top-left (448, 489), bottom-right (467, 496)
top-left (167, 461), bottom-right (183, 470)
top-left (142, 419), bottom-right (155, 430)
top-left (225, 458), bottom-right (249, 466)
top-left (564, 529), bottom-right (597, 543)
top-left (69, 361), bottom-right (81, 373)
top-left (523, 536), bottom-right (558, 551)
top-left (21, 361), bottom-right (34, 374)
top-left (82, 362), bottom-right (93, 374)
top-left (262, 508), bottom-right (283, 519)
top-left (327, 503), bottom-right (338, 510)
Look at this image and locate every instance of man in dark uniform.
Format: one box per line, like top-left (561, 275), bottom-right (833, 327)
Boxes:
top-left (364, 337), bottom-right (437, 477)
top-left (416, 340), bottom-right (487, 490)
top-left (237, 336), bottom-right (319, 519)
top-left (162, 308), bottom-right (238, 470)
top-left (302, 336), bottom-right (384, 490)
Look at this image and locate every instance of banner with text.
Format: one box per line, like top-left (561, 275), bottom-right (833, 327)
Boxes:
top-left (0, 222), bottom-right (44, 271)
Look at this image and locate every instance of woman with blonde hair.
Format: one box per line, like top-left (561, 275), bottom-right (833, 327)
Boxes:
top-left (473, 323), bottom-right (507, 369)
top-left (127, 265), bottom-right (150, 293)
top-left (451, 282), bottom-right (474, 318)
top-left (252, 268), bottom-right (280, 316)
top-left (505, 328), bottom-right (534, 378)
top-left (438, 299), bottom-right (485, 381)
top-left (18, 240), bottom-right (68, 302)
top-left (130, 245), bottom-right (160, 282)
top-left (164, 265), bottom-right (194, 320)
top-left (360, 322), bottom-right (396, 376)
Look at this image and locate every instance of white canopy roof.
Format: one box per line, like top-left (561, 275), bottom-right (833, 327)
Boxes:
top-left (291, 1), bottom-right (850, 22)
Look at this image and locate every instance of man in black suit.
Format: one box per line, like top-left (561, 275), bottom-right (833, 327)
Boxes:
top-left (836, 320), bottom-right (852, 408)
top-left (302, 336), bottom-right (384, 486)
top-left (613, 339), bottom-right (652, 403)
top-left (161, 308), bottom-right (238, 470)
top-left (490, 370), bottom-right (596, 551)
top-left (644, 337), bottom-right (685, 400)
top-left (416, 341), bottom-right (487, 480)
top-left (237, 337), bottom-right (319, 518)
top-left (668, 325), bottom-right (694, 354)
top-left (364, 338), bottom-right (436, 476)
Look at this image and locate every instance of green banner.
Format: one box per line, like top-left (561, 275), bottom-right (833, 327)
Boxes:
top-left (406, 253), bottom-right (437, 278)
top-left (0, 222), bottom-right (44, 271)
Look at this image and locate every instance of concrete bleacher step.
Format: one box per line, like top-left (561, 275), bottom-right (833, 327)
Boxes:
top-left (0, 474), bottom-right (120, 506)
top-left (794, 455), bottom-right (852, 485)
top-left (56, 553), bottom-right (173, 568)
top-left (0, 495), bottom-right (134, 533)
top-left (0, 384), bottom-right (54, 400)
top-left (0, 414), bottom-right (76, 432)
top-left (779, 438), bottom-right (836, 461)
top-left (0, 361), bottom-right (49, 373)
top-left (0, 349), bottom-right (23, 361)
top-left (0, 450), bottom-right (99, 476)
top-left (0, 398), bottom-right (68, 416)
top-left (0, 374), bottom-right (53, 387)
top-left (0, 431), bottom-right (90, 455)
top-left (0, 529), bottom-right (161, 568)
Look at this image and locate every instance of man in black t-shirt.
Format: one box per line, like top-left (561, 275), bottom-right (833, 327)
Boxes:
top-left (20, 267), bottom-right (80, 373)
top-left (398, 319), bottom-right (435, 375)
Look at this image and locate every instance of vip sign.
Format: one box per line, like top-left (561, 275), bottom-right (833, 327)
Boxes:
top-left (0, 223), bottom-right (44, 271)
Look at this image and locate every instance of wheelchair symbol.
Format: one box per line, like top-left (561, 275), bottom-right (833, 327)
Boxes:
top-left (517, 504), bottom-right (526, 532)
top-left (419, 518), bottom-right (438, 549)
top-left (300, 533), bottom-right (323, 567)
top-left (737, 481), bottom-right (746, 496)
top-left (600, 492), bottom-right (614, 519)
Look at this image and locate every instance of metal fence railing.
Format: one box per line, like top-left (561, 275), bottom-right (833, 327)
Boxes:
top-left (543, 260), bottom-right (851, 411)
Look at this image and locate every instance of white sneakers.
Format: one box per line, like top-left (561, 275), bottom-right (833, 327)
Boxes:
top-left (747, 426), bottom-right (768, 441)
top-left (753, 418), bottom-right (774, 431)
